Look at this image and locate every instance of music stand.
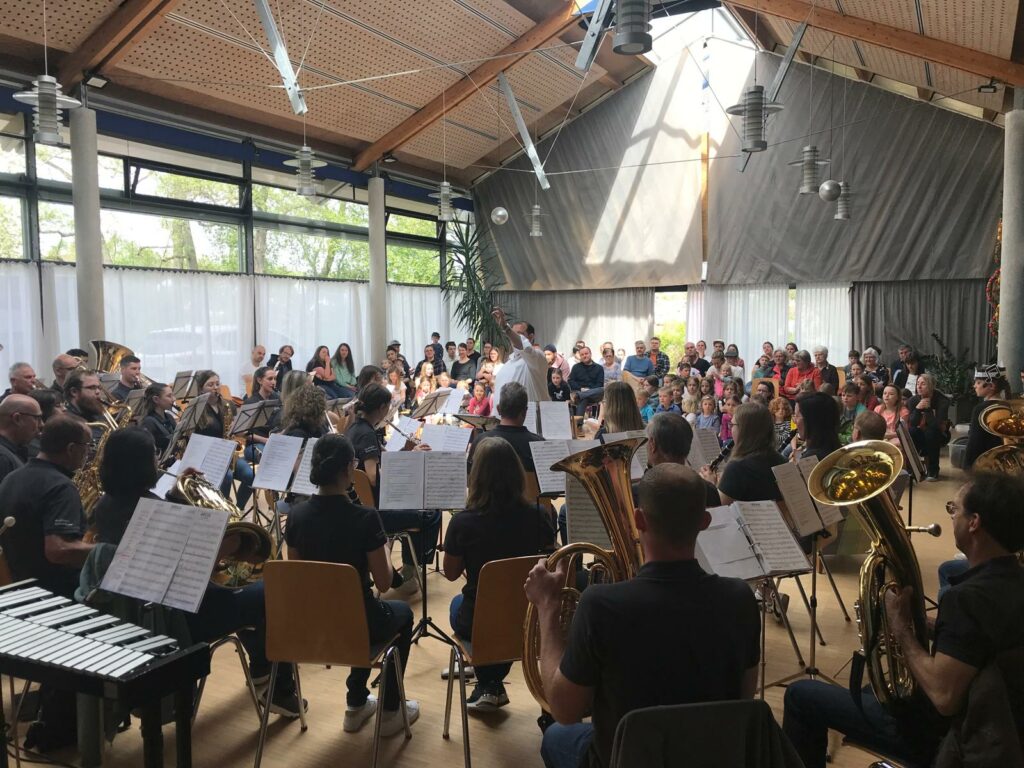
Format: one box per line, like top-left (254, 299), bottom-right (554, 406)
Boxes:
top-left (454, 414), bottom-right (499, 432)
top-left (98, 372), bottom-right (121, 396)
top-left (159, 393), bottom-right (211, 466)
top-left (895, 421), bottom-right (926, 525)
top-left (124, 388), bottom-right (146, 421)
top-left (411, 389), bottom-right (450, 420)
top-left (172, 370), bottom-right (195, 401)
top-left (230, 400), bottom-right (281, 529)
top-left (408, 509), bottom-right (454, 649)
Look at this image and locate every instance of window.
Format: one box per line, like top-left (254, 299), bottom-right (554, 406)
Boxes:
top-left (130, 165), bottom-right (240, 207)
top-left (253, 183), bottom-right (368, 228)
top-left (0, 196), bottom-right (24, 259)
top-left (0, 113), bottom-right (26, 175)
top-left (387, 241), bottom-right (440, 285)
top-left (102, 209), bottom-right (241, 271)
top-left (386, 213), bottom-right (436, 237)
top-left (39, 201), bottom-right (76, 262)
top-left (35, 144), bottom-right (123, 190)
top-left (254, 226), bottom-right (369, 280)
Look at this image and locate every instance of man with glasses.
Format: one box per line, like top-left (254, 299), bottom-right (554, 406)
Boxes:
top-left (63, 369), bottom-right (107, 442)
top-left (0, 394), bottom-right (43, 483)
top-left (50, 354), bottom-right (79, 395)
top-left (783, 472), bottom-right (1024, 768)
top-left (0, 416), bottom-right (94, 598)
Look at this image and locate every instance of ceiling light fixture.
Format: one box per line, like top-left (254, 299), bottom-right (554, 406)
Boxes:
top-left (613, 0), bottom-right (652, 56)
top-left (528, 204), bottom-right (543, 237)
top-left (834, 181), bottom-right (850, 221)
top-left (83, 72), bottom-right (109, 89)
top-left (382, 152), bottom-right (397, 164)
top-left (789, 145), bottom-right (829, 194)
top-left (978, 78), bottom-right (999, 94)
top-left (14, 0), bottom-right (80, 145)
top-left (431, 181), bottom-right (455, 222)
top-left (284, 145), bottom-right (325, 197)
top-left (726, 85), bottom-right (783, 153)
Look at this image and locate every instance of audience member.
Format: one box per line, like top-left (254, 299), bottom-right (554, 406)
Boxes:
top-left (782, 350), bottom-right (821, 399)
top-left (768, 396), bottom-right (794, 452)
top-left (724, 344), bottom-right (745, 381)
top-left (600, 347), bottom-right (622, 384)
top-left (450, 343), bottom-right (477, 386)
top-left (874, 384), bottom-right (910, 444)
top-left (844, 349), bottom-right (861, 376)
top-left (654, 386), bottom-right (681, 416)
top-left (331, 343), bottom-right (359, 396)
top-left (812, 346), bottom-right (840, 391)
top-left (892, 351), bottom-right (924, 395)
top-left (719, 394), bottom-right (741, 443)
top-left (543, 345), bottom-right (571, 382)
top-left (648, 337), bottom-right (670, 379)
top-left (548, 369), bottom-right (571, 402)
top-left (837, 382), bottom-right (867, 445)
top-left (568, 347), bottom-right (604, 416)
top-left (623, 341), bottom-right (655, 379)
top-left (861, 348), bottom-right (889, 394)
top-left (466, 381), bottom-right (492, 417)
top-left (683, 342), bottom-right (710, 375)
top-left (695, 396), bottom-right (720, 432)
top-left (905, 373), bottom-right (949, 481)
top-left (637, 390), bottom-right (654, 424)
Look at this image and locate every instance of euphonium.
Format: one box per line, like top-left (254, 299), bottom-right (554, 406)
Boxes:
top-left (522, 437), bottom-right (645, 712)
top-left (807, 440), bottom-right (926, 715)
top-left (75, 407), bottom-right (133, 519)
top-left (974, 398), bottom-right (1024, 474)
top-left (169, 472), bottom-right (275, 585)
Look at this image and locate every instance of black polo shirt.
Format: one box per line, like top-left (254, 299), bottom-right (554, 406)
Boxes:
top-left (347, 417), bottom-right (383, 504)
top-left (443, 504), bottom-right (555, 637)
top-left (0, 434), bottom-right (27, 484)
top-left (111, 381), bottom-right (137, 402)
top-left (141, 411), bottom-right (177, 455)
top-left (65, 402), bottom-right (105, 442)
top-left (718, 451), bottom-right (786, 502)
top-left (471, 425), bottom-right (544, 472)
top-left (0, 458), bottom-right (87, 598)
top-left (560, 559), bottom-right (759, 768)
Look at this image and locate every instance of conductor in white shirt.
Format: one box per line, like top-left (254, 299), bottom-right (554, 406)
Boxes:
top-left (491, 307), bottom-right (551, 402)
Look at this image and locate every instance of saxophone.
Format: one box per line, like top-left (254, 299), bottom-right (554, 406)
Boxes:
top-left (807, 440), bottom-right (927, 716)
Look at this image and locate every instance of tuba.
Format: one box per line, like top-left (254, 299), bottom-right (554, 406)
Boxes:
top-left (974, 398), bottom-right (1024, 474)
top-left (75, 406), bottom-right (133, 520)
top-left (170, 472), bottom-right (275, 585)
top-left (807, 440), bottom-right (926, 715)
top-left (522, 437), bottom-right (645, 712)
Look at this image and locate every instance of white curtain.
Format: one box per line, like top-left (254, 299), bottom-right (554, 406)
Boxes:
top-left (254, 276), bottom-right (371, 378)
top-left (494, 288), bottom-right (655, 355)
top-left (703, 285), bottom-right (789, 369)
top-left (685, 284), bottom-right (704, 345)
top-left (386, 284), bottom-right (471, 360)
top-left (795, 282), bottom-right (852, 360)
top-left (39, 263), bottom-right (79, 358)
top-left (0, 261), bottom-right (44, 376)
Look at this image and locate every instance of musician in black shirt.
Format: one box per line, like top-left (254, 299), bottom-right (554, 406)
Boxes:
top-left (194, 370), bottom-right (256, 510)
top-left (700, 403), bottom-right (785, 504)
top-left (470, 382), bottom-right (544, 473)
top-left (0, 394), bottom-right (41, 483)
top-left (286, 434), bottom-right (418, 734)
top-left (110, 354), bottom-right (143, 402)
top-left (63, 370), bottom-right (107, 443)
top-left (92, 428), bottom-right (303, 718)
top-left (443, 438), bottom-right (555, 709)
top-left (0, 417), bottom-right (94, 598)
top-left (138, 382), bottom-right (177, 457)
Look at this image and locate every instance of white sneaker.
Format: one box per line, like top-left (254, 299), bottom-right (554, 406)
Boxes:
top-left (440, 663), bottom-right (475, 681)
top-left (379, 700), bottom-right (420, 736)
top-left (343, 695), bottom-right (377, 733)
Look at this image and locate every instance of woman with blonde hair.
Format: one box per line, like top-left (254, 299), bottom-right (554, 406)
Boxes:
top-left (701, 402), bottom-right (786, 505)
top-left (442, 438), bottom-right (555, 709)
top-left (594, 380), bottom-right (644, 440)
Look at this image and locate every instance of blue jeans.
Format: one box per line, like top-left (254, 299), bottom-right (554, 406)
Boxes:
top-left (783, 681), bottom-right (931, 768)
top-left (573, 387), bottom-right (604, 416)
top-left (347, 600), bottom-right (413, 711)
top-left (448, 594), bottom-right (512, 686)
top-left (234, 453), bottom-right (256, 509)
top-left (541, 722), bottom-right (593, 768)
top-left (381, 509), bottom-right (441, 567)
top-left (185, 581), bottom-right (294, 693)
top-left (938, 558), bottom-right (970, 600)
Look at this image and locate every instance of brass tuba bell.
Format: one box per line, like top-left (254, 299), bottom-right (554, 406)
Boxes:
top-left (974, 398), bottom-right (1024, 474)
top-left (807, 440), bottom-right (926, 715)
top-left (522, 437), bottom-right (646, 712)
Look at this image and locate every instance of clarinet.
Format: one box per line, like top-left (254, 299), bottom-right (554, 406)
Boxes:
top-left (710, 441), bottom-right (733, 472)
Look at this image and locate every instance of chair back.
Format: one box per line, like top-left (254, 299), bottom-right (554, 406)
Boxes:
top-left (837, 368), bottom-right (847, 389)
top-left (351, 469), bottom-right (375, 507)
top-left (468, 555), bottom-right (539, 666)
top-left (263, 560), bottom-right (371, 667)
top-left (523, 472), bottom-right (554, 515)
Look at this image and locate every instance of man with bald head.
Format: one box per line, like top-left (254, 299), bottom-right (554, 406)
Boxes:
top-left (50, 354), bottom-right (79, 395)
top-left (0, 394), bottom-right (42, 483)
top-left (1, 362), bottom-right (37, 403)
top-left (684, 342), bottom-right (710, 376)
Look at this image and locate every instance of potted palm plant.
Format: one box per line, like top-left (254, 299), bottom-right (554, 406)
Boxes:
top-left (925, 333), bottom-right (977, 424)
top-left (442, 221), bottom-right (508, 349)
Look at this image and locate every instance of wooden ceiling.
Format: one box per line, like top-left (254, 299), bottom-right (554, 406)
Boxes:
top-left (0, 0), bottom-right (648, 185)
top-left (724, 0), bottom-right (1024, 123)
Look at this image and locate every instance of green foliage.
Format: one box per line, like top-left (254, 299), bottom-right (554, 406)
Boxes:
top-left (442, 221), bottom-right (506, 348)
top-left (655, 319), bottom-right (688, 372)
top-left (924, 333), bottom-right (976, 402)
top-left (0, 196), bottom-right (24, 260)
top-left (386, 242), bottom-right (440, 285)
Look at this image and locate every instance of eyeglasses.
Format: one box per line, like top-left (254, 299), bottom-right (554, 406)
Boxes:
top-left (13, 412), bottom-right (43, 421)
top-left (82, 384), bottom-right (102, 391)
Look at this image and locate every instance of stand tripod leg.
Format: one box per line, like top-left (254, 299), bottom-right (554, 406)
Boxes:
top-left (408, 512), bottom-right (454, 648)
top-left (768, 581), bottom-right (805, 668)
top-left (793, 576), bottom-right (827, 645)
top-left (819, 554), bottom-right (851, 621)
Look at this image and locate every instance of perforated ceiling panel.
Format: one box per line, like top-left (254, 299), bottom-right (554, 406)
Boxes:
top-left (920, 0), bottom-right (1016, 57)
top-left (0, 0), bottom-right (121, 51)
top-left (839, 0), bottom-right (920, 35)
top-left (929, 63), bottom-right (1004, 112)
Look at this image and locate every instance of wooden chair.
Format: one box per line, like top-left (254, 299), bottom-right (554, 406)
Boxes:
top-left (254, 561), bottom-right (411, 768)
top-left (443, 556), bottom-right (539, 768)
top-left (351, 468), bottom-right (421, 589)
top-left (523, 471), bottom-right (554, 517)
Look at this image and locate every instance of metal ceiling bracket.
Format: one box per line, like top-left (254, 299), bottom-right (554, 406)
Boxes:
top-left (498, 72), bottom-right (551, 190)
top-left (254, 0), bottom-right (308, 115)
top-left (575, 0), bottom-right (616, 74)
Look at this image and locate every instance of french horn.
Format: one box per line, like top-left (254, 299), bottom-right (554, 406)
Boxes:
top-left (807, 440), bottom-right (926, 716)
top-left (522, 437), bottom-right (645, 712)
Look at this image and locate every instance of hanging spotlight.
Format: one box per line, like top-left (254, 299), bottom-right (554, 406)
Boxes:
top-left (13, 75), bottom-right (80, 146)
top-left (528, 204), bottom-right (543, 238)
top-left (430, 181), bottom-right (455, 222)
top-left (612, 0), bottom-right (652, 56)
top-left (834, 181), bottom-right (851, 221)
top-left (725, 85), bottom-right (783, 153)
top-left (788, 145), bottom-right (829, 195)
top-left (283, 145), bottom-right (326, 197)
top-left (978, 78), bottom-right (1000, 94)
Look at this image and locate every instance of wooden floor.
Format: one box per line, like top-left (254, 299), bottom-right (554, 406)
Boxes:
top-left (10, 460), bottom-right (964, 768)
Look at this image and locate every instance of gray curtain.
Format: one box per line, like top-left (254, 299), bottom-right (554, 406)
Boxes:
top-left (850, 279), bottom-right (995, 366)
top-left (495, 288), bottom-right (655, 356)
top-left (710, 55), bottom-right (1003, 284)
top-left (474, 46), bottom-right (703, 291)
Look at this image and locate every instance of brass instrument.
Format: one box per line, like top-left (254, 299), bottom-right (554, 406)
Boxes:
top-left (974, 398), bottom-right (1024, 474)
top-left (807, 440), bottom-right (926, 715)
top-left (90, 339), bottom-right (154, 394)
top-left (169, 472), bottom-right (275, 585)
top-left (522, 437), bottom-right (646, 711)
top-left (74, 407), bottom-right (133, 519)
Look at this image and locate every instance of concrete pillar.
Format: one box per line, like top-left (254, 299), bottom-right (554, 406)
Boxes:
top-left (368, 175), bottom-right (388, 361)
top-left (1001, 89), bottom-right (1024, 390)
top-left (70, 107), bottom-right (104, 358)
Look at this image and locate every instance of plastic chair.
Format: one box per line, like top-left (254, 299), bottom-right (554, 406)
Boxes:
top-left (253, 561), bottom-right (411, 768)
top-left (443, 556), bottom-right (540, 768)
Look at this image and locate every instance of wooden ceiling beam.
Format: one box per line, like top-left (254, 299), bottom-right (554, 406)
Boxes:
top-left (352, 1), bottom-right (580, 172)
top-left (58, 0), bottom-right (181, 89)
top-left (727, 0), bottom-right (1024, 86)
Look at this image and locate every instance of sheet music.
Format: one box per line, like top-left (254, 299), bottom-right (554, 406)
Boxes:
top-left (524, 402), bottom-right (538, 434)
top-left (424, 452), bottom-right (468, 509)
top-left (736, 501), bottom-right (810, 576)
top-left (529, 441), bottom-right (572, 494)
top-left (688, 429), bottom-right (722, 468)
top-left (289, 438), bottom-right (319, 496)
top-left (179, 434), bottom-right (235, 486)
top-left (895, 421), bottom-right (926, 482)
top-left (385, 416), bottom-right (421, 452)
top-left (163, 507), bottom-right (229, 613)
top-left (151, 461), bottom-right (182, 500)
top-left (101, 499), bottom-right (194, 604)
top-left (172, 371), bottom-right (194, 399)
top-left (440, 389), bottom-right (466, 415)
top-left (602, 431), bottom-right (648, 480)
top-left (539, 401), bottom-right (574, 440)
top-left (565, 476), bottom-right (612, 550)
top-left (795, 456), bottom-right (844, 526)
top-left (251, 433), bottom-right (303, 491)
top-left (772, 462), bottom-right (826, 537)
top-left (380, 452), bottom-right (426, 510)
top-left (696, 505), bottom-right (764, 581)
top-left (420, 424), bottom-right (472, 453)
